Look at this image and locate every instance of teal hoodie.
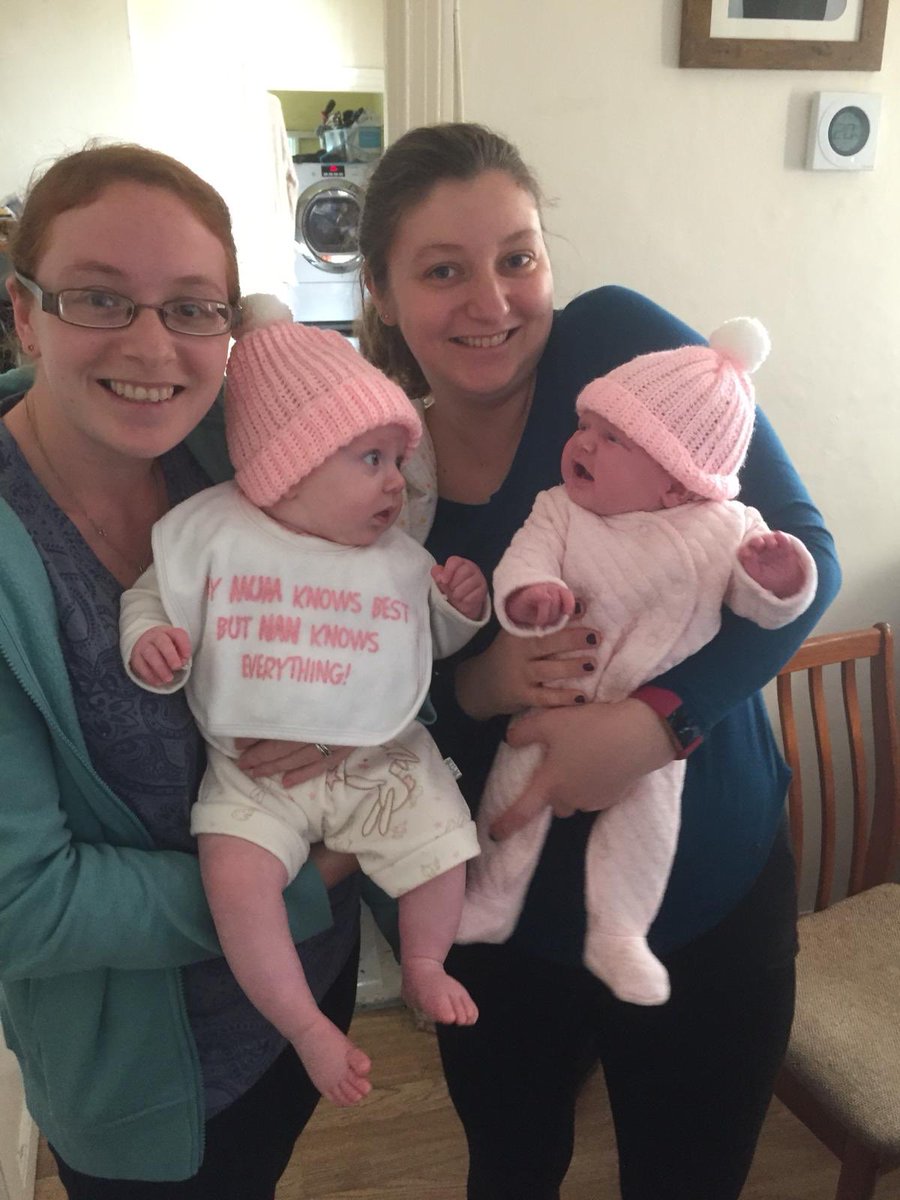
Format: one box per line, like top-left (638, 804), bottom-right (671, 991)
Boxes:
top-left (0, 399), bottom-right (333, 1180)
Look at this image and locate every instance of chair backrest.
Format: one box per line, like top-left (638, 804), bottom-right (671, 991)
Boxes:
top-left (775, 623), bottom-right (900, 912)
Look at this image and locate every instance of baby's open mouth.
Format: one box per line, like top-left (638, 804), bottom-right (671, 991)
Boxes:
top-left (574, 461), bottom-right (594, 481)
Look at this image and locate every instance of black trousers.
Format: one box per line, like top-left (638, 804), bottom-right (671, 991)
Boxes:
top-left (437, 831), bottom-right (798, 1200)
top-left (52, 940), bottom-right (359, 1200)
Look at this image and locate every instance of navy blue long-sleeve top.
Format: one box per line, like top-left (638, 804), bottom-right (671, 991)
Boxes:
top-left (425, 286), bottom-right (841, 963)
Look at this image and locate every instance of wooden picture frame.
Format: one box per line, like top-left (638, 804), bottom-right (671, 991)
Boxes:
top-left (680, 0), bottom-right (889, 70)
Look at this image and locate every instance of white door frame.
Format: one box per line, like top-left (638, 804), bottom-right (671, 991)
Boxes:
top-left (383, 0), bottom-right (462, 141)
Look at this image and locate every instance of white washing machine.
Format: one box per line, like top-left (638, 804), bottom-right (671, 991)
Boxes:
top-left (287, 161), bottom-right (375, 328)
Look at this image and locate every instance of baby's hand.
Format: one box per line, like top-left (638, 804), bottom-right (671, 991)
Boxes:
top-left (504, 583), bottom-right (576, 630)
top-left (431, 557), bottom-right (488, 621)
top-left (738, 532), bottom-right (806, 599)
top-left (130, 625), bottom-right (192, 687)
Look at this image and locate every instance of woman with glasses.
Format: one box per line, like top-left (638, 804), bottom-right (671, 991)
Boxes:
top-left (0, 144), bottom-right (360, 1199)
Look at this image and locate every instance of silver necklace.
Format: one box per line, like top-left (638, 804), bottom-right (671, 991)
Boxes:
top-left (24, 393), bottom-right (163, 577)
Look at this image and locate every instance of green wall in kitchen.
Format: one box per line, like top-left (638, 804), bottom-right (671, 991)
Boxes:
top-left (270, 90), bottom-right (383, 155)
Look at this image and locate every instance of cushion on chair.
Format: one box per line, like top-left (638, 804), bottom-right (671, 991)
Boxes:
top-left (785, 882), bottom-right (900, 1159)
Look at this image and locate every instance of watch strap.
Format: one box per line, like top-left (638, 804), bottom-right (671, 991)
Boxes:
top-left (631, 685), bottom-right (703, 760)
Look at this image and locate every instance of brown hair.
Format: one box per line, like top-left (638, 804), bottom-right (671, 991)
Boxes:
top-left (9, 142), bottom-right (240, 305)
top-left (357, 123), bottom-right (544, 399)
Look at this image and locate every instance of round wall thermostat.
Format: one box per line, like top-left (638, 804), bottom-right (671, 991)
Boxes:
top-left (807, 92), bottom-right (881, 171)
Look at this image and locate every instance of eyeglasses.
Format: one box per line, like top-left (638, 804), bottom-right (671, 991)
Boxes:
top-left (14, 272), bottom-right (237, 337)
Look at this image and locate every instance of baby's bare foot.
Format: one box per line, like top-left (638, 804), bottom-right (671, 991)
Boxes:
top-left (402, 956), bottom-right (478, 1025)
top-left (291, 1013), bottom-right (372, 1106)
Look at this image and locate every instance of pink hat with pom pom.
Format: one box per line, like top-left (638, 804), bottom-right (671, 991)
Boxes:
top-left (576, 318), bottom-right (770, 501)
top-left (225, 301), bottom-right (422, 507)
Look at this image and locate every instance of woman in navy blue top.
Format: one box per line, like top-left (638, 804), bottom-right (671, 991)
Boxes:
top-left (359, 123), bottom-right (840, 1200)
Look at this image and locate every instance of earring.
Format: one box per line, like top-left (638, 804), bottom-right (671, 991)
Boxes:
top-left (26, 344), bottom-right (36, 353)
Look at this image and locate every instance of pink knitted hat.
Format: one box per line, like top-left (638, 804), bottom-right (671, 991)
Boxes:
top-left (225, 317), bottom-right (422, 507)
top-left (575, 318), bottom-right (770, 501)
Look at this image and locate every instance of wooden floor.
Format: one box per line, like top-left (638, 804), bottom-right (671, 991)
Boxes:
top-left (35, 1003), bottom-right (900, 1199)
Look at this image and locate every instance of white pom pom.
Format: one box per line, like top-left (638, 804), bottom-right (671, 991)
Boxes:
top-left (708, 317), bottom-right (770, 375)
top-left (238, 293), bottom-right (294, 336)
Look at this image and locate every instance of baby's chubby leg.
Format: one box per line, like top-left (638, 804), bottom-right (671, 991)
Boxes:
top-left (199, 833), bottom-right (371, 1106)
top-left (399, 864), bottom-right (478, 1026)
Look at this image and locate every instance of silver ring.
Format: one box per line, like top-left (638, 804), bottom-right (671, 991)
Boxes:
top-left (314, 743), bottom-right (332, 759)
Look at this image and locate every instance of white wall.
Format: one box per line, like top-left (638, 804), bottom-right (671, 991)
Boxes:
top-left (457, 1), bottom-right (900, 646)
top-left (0, 0), bottom-right (383, 294)
top-left (127, 0), bottom-right (383, 292)
top-left (0, 0), bottom-right (136, 199)
top-left (262, 0), bottom-right (384, 91)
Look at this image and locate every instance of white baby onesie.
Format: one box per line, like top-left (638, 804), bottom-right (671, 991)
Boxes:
top-left (120, 481), bottom-right (486, 890)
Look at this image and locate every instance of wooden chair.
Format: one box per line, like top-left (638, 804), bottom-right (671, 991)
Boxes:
top-left (773, 622), bottom-right (900, 1200)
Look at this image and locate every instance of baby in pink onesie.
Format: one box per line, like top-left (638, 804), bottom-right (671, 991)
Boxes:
top-left (457, 318), bottom-right (817, 1005)
top-left (122, 313), bottom-right (488, 1106)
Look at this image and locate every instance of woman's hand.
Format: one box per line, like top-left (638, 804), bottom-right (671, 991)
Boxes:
top-left (454, 626), bottom-right (600, 720)
top-left (235, 738), bottom-right (355, 788)
top-left (490, 698), bottom-right (676, 840)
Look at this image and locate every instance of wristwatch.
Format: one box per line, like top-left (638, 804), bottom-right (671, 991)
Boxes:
top-left (631, 685), bottom-right (703, 760)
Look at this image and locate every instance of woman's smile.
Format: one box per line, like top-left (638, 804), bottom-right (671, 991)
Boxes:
top-left (102, 379), bottom-right (182, 403)
top-left (450, 330), bottom-right (516, 349)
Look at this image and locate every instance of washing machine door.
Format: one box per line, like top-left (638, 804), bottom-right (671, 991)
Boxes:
top-left (295, 178), bottom-right (365, 275)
